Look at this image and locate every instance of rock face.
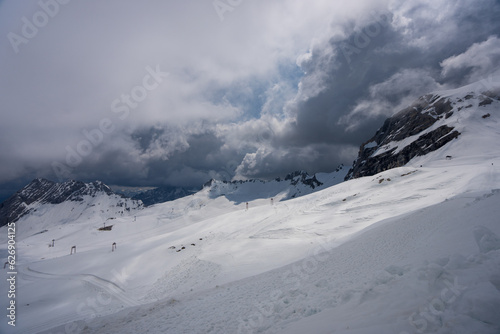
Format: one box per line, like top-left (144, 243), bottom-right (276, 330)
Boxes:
top-left (282, 171), bottom-right (323, 189)
top-left (0, 178), bottom-right (143, 226)
top-left (344, 88), bottom-right (496, 180)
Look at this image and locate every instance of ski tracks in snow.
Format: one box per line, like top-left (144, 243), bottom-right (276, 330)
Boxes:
top-left (15, 266), bottom-right (139, 334)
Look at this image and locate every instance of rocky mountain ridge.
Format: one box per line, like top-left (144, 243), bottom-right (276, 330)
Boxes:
top-left (204, 166), bottom-right (346, 203)
top-left (0, 178), bottom-right (143, 226)
top-left (345, 85), bottom-right (500, 180)
top-left (0, 166), bottom-right (347, 225)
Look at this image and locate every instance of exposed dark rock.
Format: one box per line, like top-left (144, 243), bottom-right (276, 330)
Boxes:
top-left (284, 171), bottom-right (323, 189)
top-left (433, 98), bottom-right (453, 116)
top-left (345, 94), bottom-right (461, 180)
top-left (479, 97), bottom-right (494, 107)
top-left (203, 179), bottom-right (215, 188)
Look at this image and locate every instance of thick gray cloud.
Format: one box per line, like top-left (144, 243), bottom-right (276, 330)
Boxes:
top-left (441, 35), bottom-right (500, 85)
top-left (1, 0), bottom-right (500, 200)
top-left (233, 0), bottom-right (500, 177)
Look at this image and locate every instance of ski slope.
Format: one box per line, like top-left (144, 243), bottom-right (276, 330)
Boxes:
top-left (1, 83), bottom-right (500, 333)
top-left (40, 188), bottom-right (499, 334)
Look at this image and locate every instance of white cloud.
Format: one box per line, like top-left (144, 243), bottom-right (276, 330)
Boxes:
top-left (340, 68), bottom-right (443, 131)
top-left (441, 35), bottom-right (500, 83)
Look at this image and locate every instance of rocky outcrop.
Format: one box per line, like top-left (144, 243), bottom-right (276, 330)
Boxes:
top-left (345, 94), bottom-right (461, 180)
top-left (283, 171), bottom-right (323, 189)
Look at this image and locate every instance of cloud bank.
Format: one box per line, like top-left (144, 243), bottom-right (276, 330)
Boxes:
top-left (1, 0), bottom-right (500, 198)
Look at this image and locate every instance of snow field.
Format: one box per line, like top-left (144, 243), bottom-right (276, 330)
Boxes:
top-left (1, 152), bottom-right (498, 334)
top-left (36, 190), bottom-right (500, 334)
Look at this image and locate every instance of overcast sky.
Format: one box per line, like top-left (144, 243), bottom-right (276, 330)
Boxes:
top-left (1, 0), bottom-right (500, 200)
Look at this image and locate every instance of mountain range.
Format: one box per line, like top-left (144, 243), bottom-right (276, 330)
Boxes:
top-left (0, 166), bottom-right (347, 224)
top-left (0, 78), bottom-right (499, 334)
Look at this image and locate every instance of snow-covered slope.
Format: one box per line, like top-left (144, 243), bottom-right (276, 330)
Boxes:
top-left (37, 189), bottom-right (500, 334)
top-left (0, 178), bottom-right (144, 239)
top-left (123, 167), bottom-right (347, 207)
top-left (0, 79), bottom-right (499, 334)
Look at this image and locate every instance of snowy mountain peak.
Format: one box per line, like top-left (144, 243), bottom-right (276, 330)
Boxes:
top-left (345, 79), bottom-right (500, 180)
top-left (203, 166), bottom-right (346, 203)
top-left (0, 178), bottom-right (143, 226)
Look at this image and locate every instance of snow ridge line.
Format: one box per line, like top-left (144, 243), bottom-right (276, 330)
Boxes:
top-left (23, 267), bottom-right (138, 306)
